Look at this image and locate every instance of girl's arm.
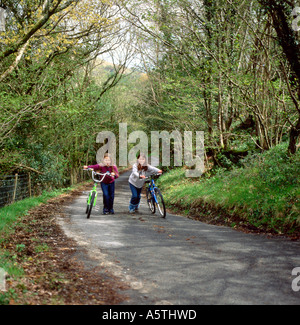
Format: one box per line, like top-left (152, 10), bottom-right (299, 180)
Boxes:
top-left (147, 165), bottom-right (162, 174)
top-left (85, 164), bottom-right (101, 170)
top-left (131, 164), bottom-right (140, 177)
top-left (112, 166), bottom-right (119, 179)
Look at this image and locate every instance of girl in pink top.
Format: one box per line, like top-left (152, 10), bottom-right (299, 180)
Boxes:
top-left (84, 154), bottom-right (119, 215)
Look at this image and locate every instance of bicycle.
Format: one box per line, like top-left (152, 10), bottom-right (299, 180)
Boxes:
top-left (84, 168), bottom-right (111, 219)
top-left (144, 173), bottom-right (166, 218)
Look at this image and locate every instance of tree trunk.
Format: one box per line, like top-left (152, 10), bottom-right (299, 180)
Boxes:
top-left (258, 0), bottom-right (300, 153)
top-left (288, 116), bottom-right (300, 154)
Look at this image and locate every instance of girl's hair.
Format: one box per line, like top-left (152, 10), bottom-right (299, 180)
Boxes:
top-left (137, 153), bottom-right (148, 171)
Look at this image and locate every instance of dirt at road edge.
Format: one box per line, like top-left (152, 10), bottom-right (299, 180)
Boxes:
top-left (2, 184), bottom-right (130, 305)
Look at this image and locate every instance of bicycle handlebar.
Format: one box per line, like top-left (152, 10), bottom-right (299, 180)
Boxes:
top-left (140, 172), bottom-right (162, 180)
top-left (83, 168), bottom-right (112, 183)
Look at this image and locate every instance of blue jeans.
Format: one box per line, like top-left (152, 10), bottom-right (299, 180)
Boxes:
top-left (101, 182), bottom-right (115, 213)
top-left (129, 182), bottom-right (142, 211)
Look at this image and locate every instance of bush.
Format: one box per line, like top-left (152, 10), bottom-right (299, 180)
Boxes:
top-left (23, 143), bottom-right (68, 191)
top-left (158, 143), bottom-right (300, 235)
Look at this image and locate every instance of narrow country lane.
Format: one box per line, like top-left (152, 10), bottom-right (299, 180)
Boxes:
top-left (59, 171), bottom-right (300, 305)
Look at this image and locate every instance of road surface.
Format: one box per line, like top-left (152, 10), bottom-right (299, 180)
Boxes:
top-left (59, 171), bottom-right (300, 305)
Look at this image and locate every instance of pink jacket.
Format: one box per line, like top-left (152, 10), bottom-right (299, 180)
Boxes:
top-left (87, 164), bottom-right (119, 184)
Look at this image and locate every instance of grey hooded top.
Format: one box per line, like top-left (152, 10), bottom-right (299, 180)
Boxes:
top-left (128, 163), bottom-right (160, 188)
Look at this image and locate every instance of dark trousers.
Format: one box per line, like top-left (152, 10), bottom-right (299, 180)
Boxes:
top-left (101, 182), bottom-right (115, 213)
top-left (129, 182), bottom-right (142, 211)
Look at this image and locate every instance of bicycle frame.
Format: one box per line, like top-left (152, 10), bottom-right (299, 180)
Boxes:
top-left (87, 182), bottom-right (98, 207)
top-left (84, 168), bottom-right (111, 218)
top-left (144, 173), bottom-right (166, 218)
top-left (146, 178), bottom-right (159, 204)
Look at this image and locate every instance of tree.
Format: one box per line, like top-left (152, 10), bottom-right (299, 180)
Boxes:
top-left (257, 0), bottom-right (300, 153)
top-left (119, 0), bottom-right (299, 156)
top-left (0, 0), bottom-right (126, 146)
top-left (0, 0), bottom-right (133, 188)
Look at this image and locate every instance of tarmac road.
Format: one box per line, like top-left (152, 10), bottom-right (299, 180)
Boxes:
top-left (59, 171), bottom-right (300, 305)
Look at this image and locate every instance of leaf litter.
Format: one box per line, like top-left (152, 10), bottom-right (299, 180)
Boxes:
top-left (1, 184), bottom-right (129, 305)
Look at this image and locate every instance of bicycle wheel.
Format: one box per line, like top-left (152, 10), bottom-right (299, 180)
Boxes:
top-left (87, 191), bottom-right (96, 219)
top-left (146, 188), bottom-right (155, 214)
top-left (154, 188), bottom-right (166, 218)
top-left (85, 193), bottom-right (90, 213)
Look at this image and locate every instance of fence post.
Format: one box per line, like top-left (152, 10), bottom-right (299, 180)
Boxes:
top-left (12, 173), bottom-right (18, 203)
top-left (28, 173), bottom-right (32, 197)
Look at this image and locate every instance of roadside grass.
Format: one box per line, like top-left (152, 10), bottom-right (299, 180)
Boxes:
top-left (157, 143), bottom-right (300, 236)
top-left (0, 189), bottom-right (69, 233)
top-left (0, 172), bottom-right (129, 305)
top-left (0, 187), bottom-right (72, 304)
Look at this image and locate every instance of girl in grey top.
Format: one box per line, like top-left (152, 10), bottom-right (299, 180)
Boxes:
top-left (128, 153), bottom-right (162, 213)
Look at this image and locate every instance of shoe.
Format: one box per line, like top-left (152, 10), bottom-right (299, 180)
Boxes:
top-left (102, 211), bottom-right (109, 215)
top-left (109, 210), bottom-right (115, 215)
top-left (129, 209), bottom-right (135, 214)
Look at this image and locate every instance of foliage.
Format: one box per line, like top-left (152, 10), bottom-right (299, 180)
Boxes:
top-left (121, 0), bottom-right (300, 153)
top-left (0, 0), bottom-right (299, 197)
top-left (0, 0), bottom-right (132, 190)
top-left (157, 144), bottom-right (300, 234)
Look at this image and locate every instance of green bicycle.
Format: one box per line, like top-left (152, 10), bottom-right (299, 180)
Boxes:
top-left (84, 168), bottom-right (111, 219)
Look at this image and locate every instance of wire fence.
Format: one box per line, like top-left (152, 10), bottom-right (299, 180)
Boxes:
top-left (0, 167), bottom-right (119, 209)
top-left (0, 174), bottom-right (31, 208)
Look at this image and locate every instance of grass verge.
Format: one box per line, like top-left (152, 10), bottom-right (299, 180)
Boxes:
top-left (0, 183), bottom-right (127, 305)
top-left (0, 187), bottom-right (73, 304)
top-left (157, 144), bottom-right (300, 238)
